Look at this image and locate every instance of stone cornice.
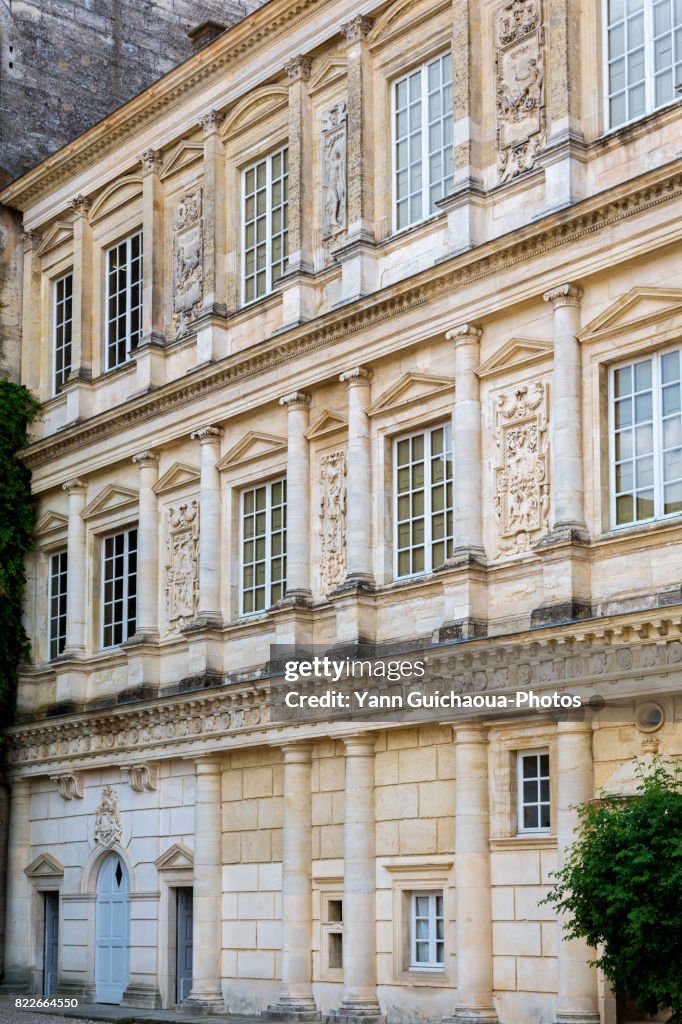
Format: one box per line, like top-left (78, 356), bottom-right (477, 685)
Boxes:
top-left (19, 160), bottom-right (682, 472)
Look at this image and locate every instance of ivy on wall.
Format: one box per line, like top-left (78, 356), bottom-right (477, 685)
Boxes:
top-left (0, 380), bottom-right (37, 725)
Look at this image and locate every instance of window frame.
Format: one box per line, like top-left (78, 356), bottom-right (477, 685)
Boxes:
top-left (104, 230), bottom-right (143, 371)
top-left (608, 346), bottom-right (682, 529)
top-left (240, 145), bottom-right (289, 306)
top-left (409, 890), bottom-right (445, 972)
top-left (100, 526), bottom-right (138, 649)
top-left (517, 748), bottom-right (551, 835)
top-left (48, 549), bottom-right (68, 660)
top-left (53, 270), bottom-right (73, 395)
top-left (239, 477), bottom-right (287, 616)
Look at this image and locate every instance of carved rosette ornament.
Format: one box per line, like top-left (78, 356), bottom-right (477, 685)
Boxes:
top-left (319, 450), bottom-right (347, 594)
top-left (172, 189), bottom-right (203, 338)
top-left (165, 500), bottom-right (199, 629)
top-left (321, 102), bottom-right (348, 240)
top-left (495, 0), bottom-right (545, 182)
top-left (494, 381), bottom-right (549, 554)
top-left (94, 785), bottom-right (122, 848)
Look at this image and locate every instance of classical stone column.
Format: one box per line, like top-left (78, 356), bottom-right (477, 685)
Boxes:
top-left (340, 368), bottom-right (373, 584)
top-left (191, 426), bottom-right (223, 623)
top-left (20, 230), bottom-right (42, 395)
top-left (132, 451), bottom-right (160, 638)
top-left (543, 285), bottom-right (586, 536)
top-left (279, 392), bottom-right (312, 602)
top-left (2, 778), bottom-right (32, 990)
top-left (266, 744), bottom-right (318, 1021)
top-left (62, 478), bottom-right (87, 654)
top-left (68, 195), bottom-right (93, 383)
top-left (329, 736), bottom-right (384, 1024)
top-left (140, 149), bottom-right (164, 346)
top-left (186, 758), bottom-right (224, 1012)
top-left (284, 56), bottom-right (313, 275)
top-left (446, 324), bottom-right (484, 559)
top-left (200, 111), bottom-right (227, 318)
top-left (453, 725), bottom-right (497, 1023)
top-left (554, 722), bottom-right (599, 1024)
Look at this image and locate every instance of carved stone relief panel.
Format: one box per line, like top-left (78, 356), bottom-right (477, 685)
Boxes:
top-left (319, 449), bottom-right (347, 594)
top-left (172, 189), bottom-right (203, 337)
top-left (94, 785), bottom-right (122, 848)
top-left (494, 381), bottom-right (549, 554)
top-left (321, 102), bottom-right (347, 240)
top-left (495, 0), bottom-right (545, 182)
top-left (165, 501), bottom-right (199, 629)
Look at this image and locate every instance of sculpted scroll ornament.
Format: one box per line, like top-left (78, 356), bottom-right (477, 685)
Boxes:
top-left (494, 381), bottom-right (549, 554)
top-left (319, 450), bottom-right (347, 594)
top-left (165, 501), bottom-right (199, 629)
top-left (495, 0), bottom-right (545, 182)
top-left (94, 785), bottom-right (122, 848)
top-left (173, 189), bottom-right (203, 337)
top-left (321, 102), bottom-right (347, 239)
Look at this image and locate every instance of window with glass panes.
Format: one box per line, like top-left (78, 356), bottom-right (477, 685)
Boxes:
top-left (102, 528), bottom-right (137, 648)
top-left (242, 147), bottom-right (288, 303)
top-left (106, 232), bottom-right (142, 369)
top-left (392, 53), bottom-right (453, 231)
top-left (241, 479), bottom-right (286, 614)
top-left (410, 892), bottom-right (445, 970)
top-left (53, 272), bottom-right (73, 393)
top-left (394, 424), bottom-right (453, 578)
top-left (48, 550), bottom-right (68, 660)
top-left (610, 349), bottom-right (682, 527)
top-left (606, 0), bottom-right (682, 129)
top-left (518, 750), bottom-right (550, 832)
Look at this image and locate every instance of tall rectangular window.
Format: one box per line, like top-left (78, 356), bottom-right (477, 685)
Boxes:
top-left (606, 0), bottom-right (682, 129)
top-left (394, 424), bottom-right (453, 578)
top-left (102, 527), bottom-right (137, 648)
top-left (242, 147), bottom-right (288, 304)
top-left (610, 348), bottom-right (682, 527)
top-left (392, 52), bottom-right (453, 231)
top-left (106, 231), bottom-right (142, 370)
top-left (48, 550), bottom-right (68, 660)
top-left (409, 892), bottom-right (445, 971)
top-left (241, 479), bottom-right (287, 614)
top-left (53, 272), bottom-right (73, 394)
top-left (518, 750), bottom-right (551, 833)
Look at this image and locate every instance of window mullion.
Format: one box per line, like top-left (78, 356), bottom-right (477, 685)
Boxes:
top-left (429, 894), bottom-right (436, 965)
top-left (422, 71), bottom-right (429, 221)
top-left (266, 155), bottom-right (272, 295)
top-left (266, 484), bottom-right (272, 607)
top-left (653, 353), bottom-right (662, 518)
top-left (425, 429), bottom-right (433, 571)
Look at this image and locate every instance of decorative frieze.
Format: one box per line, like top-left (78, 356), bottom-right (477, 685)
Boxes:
top-left (319, 449), bottom-right (347, 594)
top-left (165, 500), bottom-right (199, 629)
top-left (94, 785), bottom-right (122, 848)
top-left (172, 189), bottom-right (203, 337)
top-left (495, 0), bottom-right (545, 182)
top-left (494, 381), bottom-right (549, 554)
top-left (321, 102), bottom-right (347, 239)
top-left (50, 772), bottom-right (83, 800)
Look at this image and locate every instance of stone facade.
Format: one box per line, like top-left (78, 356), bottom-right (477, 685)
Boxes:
top-left (1, 0), bottom-right (682, 1022)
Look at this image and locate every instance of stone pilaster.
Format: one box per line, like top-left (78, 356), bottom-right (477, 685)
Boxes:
top-left (328, 736), bottom-right (385, 1024)
top-left (62, 478), bottom-right (87, 655)
top-left (135, 149), bottom-right (165, 390)
top-left (1, 778), bottom-right (32, 991)
top-left (191, 426), bottom-right (223, 624)
top-left (448, 323), bottom-right (484, 558)
top-left (67, 195), bottom-right (93, 385)
top-left (284, 56), bottom-right (313, 276)
top-left (131, 451), bottom-right (160, 637)
top-left (554, 722), bottom-right (599, 1024)
top-left (20, 230), bottom-right (42, 396)
top-left (200, 111), bottom-right (227, 320)
top-left (340, 367), bottom-right (373, 584)
top-left (279, 392), bottom-right (312, 603)
top-left (185, 758), bottom-right (225, 1013)
top-left (543, 0), bottom-right (585, 208)
top-left (266, 744), bottom-right (320, 1022)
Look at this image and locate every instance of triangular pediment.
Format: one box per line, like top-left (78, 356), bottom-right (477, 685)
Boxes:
top-left (37, 221), bottom-right (73, 257)
top-left (90, 175), bottom-right (143, 224)
top-left (82, 484), bottom-right (138, 521)
top-left (477, 338), bottom-right (553, 379)
top-left (308, 58), bottom-right (348, 94)
top-left (160, 140), bottom-right (203, 180)
top-left (368, 0), bottom-right (450, 49)
top-left (25, 852), bottom-right (64, 878)
top-left (579, 288), bottom-right (682, 341)
top-left (305, 409), bottom-right (348, 440)
top-left (34, 510), bottom-right (69, 536)
top-left (155, 842), bottom-right (194, 871)
top-left (221, 86), bottom-right (288, 139)
top-left (217, 431), bottom-right (287, 471)
top-left (153, 462), bottom-right (200, 495)
top-left (368, 373), bottom-right (454, 416)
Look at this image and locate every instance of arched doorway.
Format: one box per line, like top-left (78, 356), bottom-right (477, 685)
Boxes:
top-left (95, 853), bottom-right (130, 1003)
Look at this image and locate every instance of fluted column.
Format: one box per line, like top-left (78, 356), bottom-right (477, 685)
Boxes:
top-left (284, 56), bottom-right (313, 275)
top-left (191, 426), bottom-right (223, 623)
top-left (543, 285), bottom-right (586, 535)
top-left (132, 451), bottom-right (160, 637)
top-left (447, 324), bottom-right (484, 559)
top-left (554, 722), bottom-right (599, 1024)
top-left (3, 778), bottom-right (32, 990)
top-left (20, 230), bottom-right (42, 395)
top-left (186, 759), bottom-right (224, 1012)
top-left (342, 16), bottom-right (374, 239)
top-left (279, 392), bottom-right (312, 602)
top-left (267, 744), bottom-right (317, 1020)
top-left (200, 111), bottom-right (227, 317)
top-left (340, 368), bottom-right (373, 584)
top-left (140, 149), bottom-right (164, 345)
top-left (454, 725), bottom-right (497, 1023)
top-left (68, 195), bottom-right (93, 382)
top-left (62, 478), bottom-right (87, 654)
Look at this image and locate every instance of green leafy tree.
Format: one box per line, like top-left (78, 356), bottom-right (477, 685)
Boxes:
top-left (543, 758), bottom-right (682, 1022)
top-left (0, 380), bottom-right (37, 726)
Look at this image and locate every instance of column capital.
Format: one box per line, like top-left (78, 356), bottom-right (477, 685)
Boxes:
top-left (68, 194), bottom-right (91, 219)
top-left (281, 741), bottom-right (314, 763)
top-left (285, 54), bottom-right (313, 83)
top-left (342, 14), bottom-right (374, 42)
top-left (543, 283), bottom-right (583, 308)
top-left (194, 757), bottom-right (223, 775)
top-left (62, 477), bottom-right (87, 494)
top-left (446, 322), bottom-right (483, 345)
top-left (340, 366), bottom-right (372, 385)
top-left (191, 425), bottom-right (223, 444)
top-left (454, 722), bottom-right (489, 744)
top-left (342, 733), bottom-right (377, 757)
top-left (556, 718), bottom-right (594, 737)
top-left (280, 390), bottom-right (312, 410)
top-left (21, 229), bottom-right (42, 253)
top-left (200, 108), bottom-right (225, 137)
top-left (132, 450), bottom-right (160, 468)
top-left (140, 148), bottom-right (163, 175)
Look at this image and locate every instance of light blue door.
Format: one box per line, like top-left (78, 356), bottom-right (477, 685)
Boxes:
top-left (95, 855), bottom-right (130, 1004)
top-left (176, 887), bottom-right (193, 1002)
top-left (43, 891), bottom-right (59, 996)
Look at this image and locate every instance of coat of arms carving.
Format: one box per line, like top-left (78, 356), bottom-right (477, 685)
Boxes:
top-left (165, 501), bottom-right (199, 629)
top-left (173, 189), bottom-right (203, 337)
top-left (319, 450), bottom-right (347, 593)
top-left (494, 381), bottom-right (549, 554)
top-left (495, 0), bottom-right (545, 182)
top-left (94, 785), bottom-right (122, 848)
